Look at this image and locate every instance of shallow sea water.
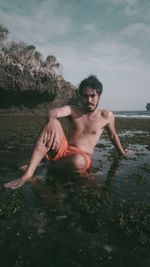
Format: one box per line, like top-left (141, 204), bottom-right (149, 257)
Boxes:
top-left (0, 115), bottom-right (150, 267)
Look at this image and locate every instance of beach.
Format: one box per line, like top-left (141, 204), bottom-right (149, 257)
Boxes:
top-left (0, 115), bottom-right (150, 267)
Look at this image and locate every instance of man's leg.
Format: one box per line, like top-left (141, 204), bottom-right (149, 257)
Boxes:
top-left (48, 153), bottom-right (89, 175)
top-left (4, 119), bottom-right (65, 189)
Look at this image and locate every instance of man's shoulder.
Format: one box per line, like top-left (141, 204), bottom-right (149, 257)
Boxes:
top-left (63, 104), bottom-right (81, 117)
top-left (101, 109), bottom-right (114, 119)
top-left (59, 104), bottom-right (78, 111)
top-left (69, 104), bottom-right (78, 108)
top-left (69, 104), bottom-right (81, 112)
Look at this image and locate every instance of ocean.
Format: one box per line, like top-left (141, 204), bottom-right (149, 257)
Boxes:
top-left (114, 110), bottom-right (150, 118)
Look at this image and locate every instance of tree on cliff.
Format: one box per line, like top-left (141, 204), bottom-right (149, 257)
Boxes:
top-left (0, 25), bottom-right (76, 110)
top-left (45, 55), bottom-right (62, 75)
top-left (0, 24), bottom-right (9, 45)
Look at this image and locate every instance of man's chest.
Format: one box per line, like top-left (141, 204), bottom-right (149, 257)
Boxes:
top-left (72, 116), bottom-right (108, 135)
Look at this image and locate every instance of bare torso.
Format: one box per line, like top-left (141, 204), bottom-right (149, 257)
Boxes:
top-left (67, 106), bottom-right (110, 155)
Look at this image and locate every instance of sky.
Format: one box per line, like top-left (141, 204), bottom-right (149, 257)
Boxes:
top-left (0, 0), bottom-right (150, 111)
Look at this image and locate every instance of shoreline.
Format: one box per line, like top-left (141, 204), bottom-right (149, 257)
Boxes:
top-left (0, 113), bottom-right (150, 132)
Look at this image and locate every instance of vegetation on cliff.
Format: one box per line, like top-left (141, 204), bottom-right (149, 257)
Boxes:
top-left (0, 24), bottom-right (77, 112)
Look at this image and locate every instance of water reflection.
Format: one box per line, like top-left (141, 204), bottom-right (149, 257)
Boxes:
top-left (1, 115), bottom-right (150, 267)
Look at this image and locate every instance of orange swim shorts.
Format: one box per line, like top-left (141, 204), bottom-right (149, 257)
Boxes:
top-left (46, 135), bottom-right (92, 174)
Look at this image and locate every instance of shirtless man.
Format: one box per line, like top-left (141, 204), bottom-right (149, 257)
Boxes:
top-left (4, 75), bottom-right (131, 189)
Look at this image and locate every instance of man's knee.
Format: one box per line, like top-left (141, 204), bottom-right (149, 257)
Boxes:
top-left (71, 153), bottom-right (86, 170)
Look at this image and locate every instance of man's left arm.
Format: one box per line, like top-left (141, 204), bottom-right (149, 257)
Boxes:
top-left (106, 112), bottom-right (133, 156)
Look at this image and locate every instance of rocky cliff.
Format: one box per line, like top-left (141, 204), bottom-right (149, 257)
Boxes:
top-left (0, 25), bottom-right (77, 113)
top-left (146, 103), bottom-right (150, 111)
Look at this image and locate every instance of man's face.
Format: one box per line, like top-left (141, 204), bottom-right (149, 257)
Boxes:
top-left (80, 87), bottom-right (100, 113)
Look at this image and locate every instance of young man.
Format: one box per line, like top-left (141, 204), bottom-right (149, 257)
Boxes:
top-left (4, 75), bottom-right (132, 189)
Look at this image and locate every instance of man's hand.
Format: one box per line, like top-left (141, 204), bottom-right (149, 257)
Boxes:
top-left (123, 149), bottom-right (134, 156)
top-left (4, 178), bottom-right (27, 189)
top-left (42, 119), bottom-right (60, 150)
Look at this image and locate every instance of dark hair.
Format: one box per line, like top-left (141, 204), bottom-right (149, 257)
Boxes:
top-left (79, 75), bottom-right (103, 95)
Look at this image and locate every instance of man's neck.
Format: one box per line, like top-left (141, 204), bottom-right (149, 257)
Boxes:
top-left (81, 107), bottom-right (100, 118)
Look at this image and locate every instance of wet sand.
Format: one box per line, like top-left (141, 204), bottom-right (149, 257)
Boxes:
top-left (0, 115), bottom-right (150, 267)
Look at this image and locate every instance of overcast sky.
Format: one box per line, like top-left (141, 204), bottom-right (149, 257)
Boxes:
top-left (0, 0), bottom-right (150, 110)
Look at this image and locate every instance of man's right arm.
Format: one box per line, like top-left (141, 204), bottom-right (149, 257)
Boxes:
top-left (43, 105), bottom-right (72, 149)
top-left (48, 105), bottom-right (72, 119)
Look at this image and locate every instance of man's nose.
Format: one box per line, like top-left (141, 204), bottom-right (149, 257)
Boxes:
top-left (87, 96), bottom-right (93, 102)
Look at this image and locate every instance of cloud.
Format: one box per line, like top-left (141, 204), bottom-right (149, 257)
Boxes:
top-left (39, 35), bottom-right (149, 85)
top-left (124, 5), bottom-right (137, 16)
top-left (83, 23), bottom-right (98, 33)
top-left (106, 0), bottom-right (150, 18)
top-left (0, 0), bottom-right (71, 44)
top-left (121, 22), bottom-right (150, 38)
